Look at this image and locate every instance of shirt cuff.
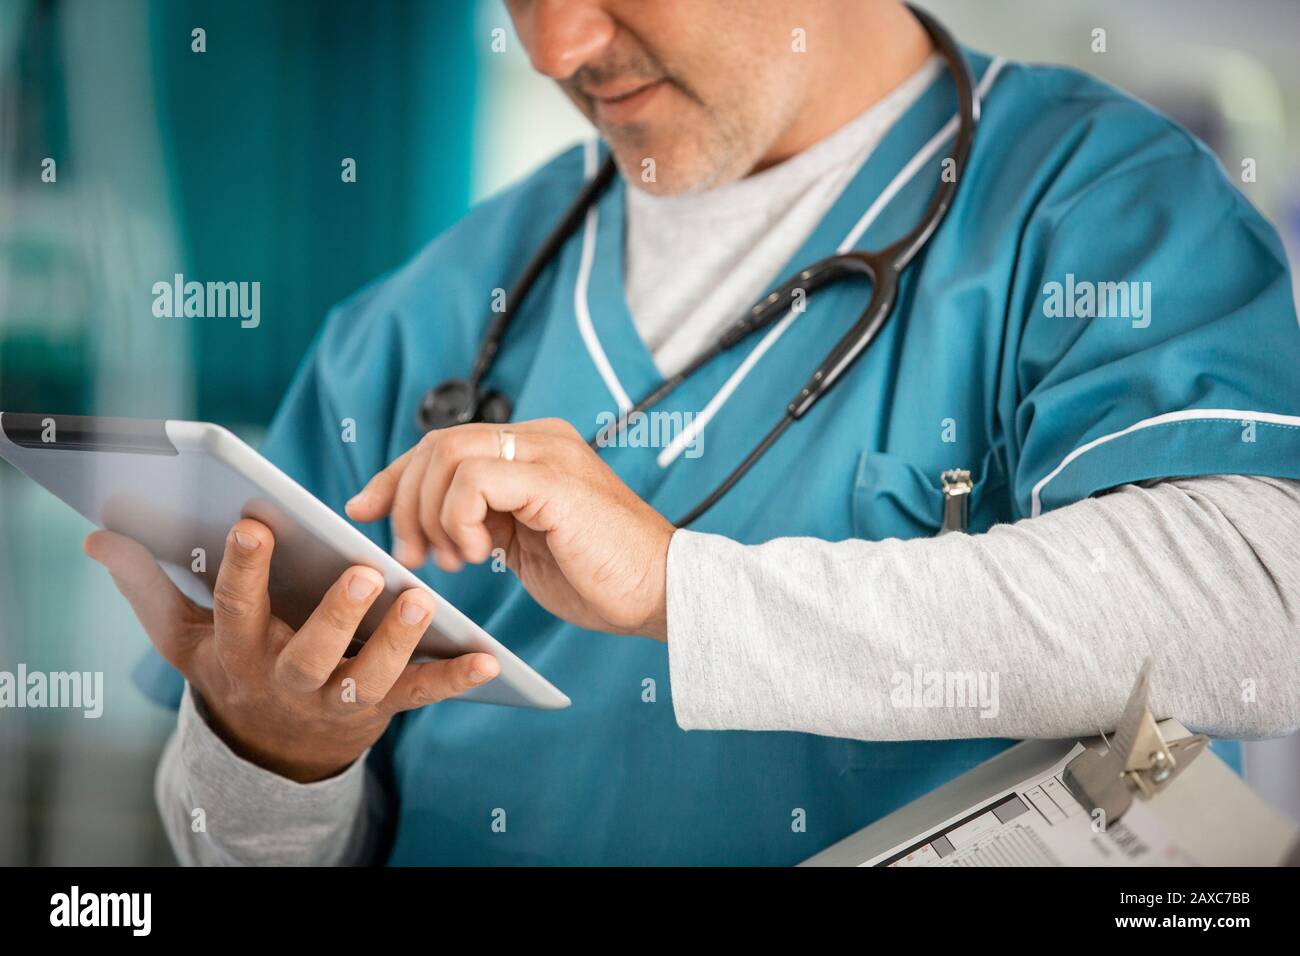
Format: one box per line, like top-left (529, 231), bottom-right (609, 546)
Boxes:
top-left (664, 529), bottom-right (756, 731)
top-left (175, 683), bottom-right (372, 864)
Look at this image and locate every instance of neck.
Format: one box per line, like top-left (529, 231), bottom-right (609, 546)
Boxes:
top-left (754, 1), bottom-right (936, 173)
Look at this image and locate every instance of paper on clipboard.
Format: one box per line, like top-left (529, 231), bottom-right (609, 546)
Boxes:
top-left (864, 744), bottom-right (1199, 867)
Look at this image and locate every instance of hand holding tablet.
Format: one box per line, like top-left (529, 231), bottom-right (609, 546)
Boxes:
top-left (86, 518), bottom-right (500, 781)
top-left (0, 413), bottom-right (569, 779)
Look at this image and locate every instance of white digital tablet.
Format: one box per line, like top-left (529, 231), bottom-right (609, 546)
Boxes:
top-left (0, 412), bottom-right (569, 710)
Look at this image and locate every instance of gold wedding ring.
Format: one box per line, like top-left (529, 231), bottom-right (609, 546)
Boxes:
top-left (498, 429), bottom-right (517, 462)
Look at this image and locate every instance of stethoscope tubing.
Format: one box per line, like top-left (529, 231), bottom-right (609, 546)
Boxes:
top-left (430, 3), bottom-right (979, 528)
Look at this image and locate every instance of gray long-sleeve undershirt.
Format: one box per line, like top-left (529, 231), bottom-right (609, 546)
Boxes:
top-left (156, 684), bottom-right (383, 866)
top-left (667, 474), bottom-right (1300, 741)
top-left (156, 474), bottom-right (1300, 865)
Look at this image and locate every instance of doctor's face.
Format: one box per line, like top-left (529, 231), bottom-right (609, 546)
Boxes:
top-left (506, 0), bottom-right (826, 195)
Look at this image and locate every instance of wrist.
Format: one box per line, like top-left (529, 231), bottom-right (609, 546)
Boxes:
top-left (639, 523), bottom-right (674, 642)
top-left (190, 686), bottom-right (356, 784)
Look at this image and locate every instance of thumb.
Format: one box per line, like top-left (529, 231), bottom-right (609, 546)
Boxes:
top-left (84, 530), bottom-right (210, 671)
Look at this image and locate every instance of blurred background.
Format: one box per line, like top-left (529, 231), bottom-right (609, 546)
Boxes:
top-left (1, 0), bottom-right (1298, 864)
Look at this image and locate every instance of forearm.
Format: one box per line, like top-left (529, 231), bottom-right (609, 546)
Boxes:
top-left (154, 684), bottom-right (384, 866)
top-left (666, 475), bottom-right (1300, 741)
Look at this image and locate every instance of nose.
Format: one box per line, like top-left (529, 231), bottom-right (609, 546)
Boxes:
top-left (517, 0), bottom-right (616, 81)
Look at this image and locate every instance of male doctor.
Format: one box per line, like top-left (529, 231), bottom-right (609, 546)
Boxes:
top-left (89, 0), bottom-right (1300, 865)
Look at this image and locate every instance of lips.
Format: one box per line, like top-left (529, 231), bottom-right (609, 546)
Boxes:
top-left (589, 79), bottom-right (667, 123)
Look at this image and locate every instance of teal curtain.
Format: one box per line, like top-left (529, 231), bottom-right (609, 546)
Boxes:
top-left (3, 0), bottom-right (477, 427)
top-left (149, 0), bottom-right (478, 427)
top-left (0, 0), bottom-right (480, 864)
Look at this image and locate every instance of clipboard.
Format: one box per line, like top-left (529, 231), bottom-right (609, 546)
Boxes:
top-left (801, 660), bottom-right (1299, 866)
top-left (1061, 659), bottom-right (1207, 824)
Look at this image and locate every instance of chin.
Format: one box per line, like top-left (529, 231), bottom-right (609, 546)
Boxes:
top-left (608, 138), bottom-right (722, 197)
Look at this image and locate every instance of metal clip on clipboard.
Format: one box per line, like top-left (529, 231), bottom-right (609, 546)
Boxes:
top-left (1063, 658), bottom-right (1209, 824)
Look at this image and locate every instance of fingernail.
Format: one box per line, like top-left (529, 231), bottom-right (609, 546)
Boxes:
top-left (347, 573), bottom-right (380, 601)
top-left (347, 491), bottom-right (365, 508)
top-left (400, 600), bottom-right (429, 626)
top-left (234, 531), bottom-right (259, 551)
top-left (469, 669), bottom-right (492, 684)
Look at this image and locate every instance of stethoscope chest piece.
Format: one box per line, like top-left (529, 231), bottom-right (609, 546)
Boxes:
top-left (417, 379), bottom-right (513, 431)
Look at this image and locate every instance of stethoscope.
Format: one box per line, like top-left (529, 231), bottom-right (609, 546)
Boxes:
top-left (418, 4), bottom-right (976, 528)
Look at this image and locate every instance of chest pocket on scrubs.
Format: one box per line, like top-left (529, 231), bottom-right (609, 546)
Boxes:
top-left (849, 447), bottom-right (1010, 541)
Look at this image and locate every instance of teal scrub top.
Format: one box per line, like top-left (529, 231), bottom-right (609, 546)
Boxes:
top-left (137, 49), bottom-right (1300, 864)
